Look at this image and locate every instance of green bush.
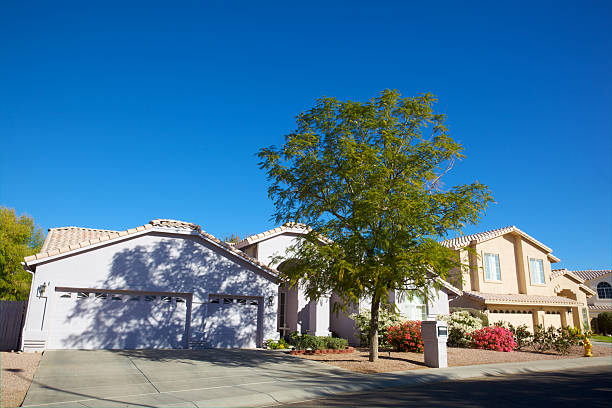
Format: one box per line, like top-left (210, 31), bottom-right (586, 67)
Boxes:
top-left (509, 324), bottom-right (533, 350)
top-left (326, 337), bottom-right (349, 349)
top-left (597, 312), bottom-right (612, 335)
top-left (264, 338), bottom-right (289, 349)
top-left (291, 334), bottom-right (348, 350)
top-left (450, 307), bottom-right (489, 326)
top-left (440, 310), bottom-right (483, 347)
top-left (532, 325), bottom-right (557, 352)
top-left (554, 326), bottom-right (582, 355)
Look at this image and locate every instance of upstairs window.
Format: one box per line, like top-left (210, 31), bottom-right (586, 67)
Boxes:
top-left (529, 259), bottom-right (545, 284)
top-left (484, 253), bottom-right (501, 281)
top-left (597, 282), bottom-right (612, 299)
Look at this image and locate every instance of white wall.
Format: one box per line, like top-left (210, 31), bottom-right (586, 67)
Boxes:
top-left (22, 232), bottom-right (278, 351)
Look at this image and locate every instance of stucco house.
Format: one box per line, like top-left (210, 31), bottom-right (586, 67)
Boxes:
top-left (444, 226), bottom-right (595, 332)
top-left (21, 219), bottom-right (458, 352)
top-left (234, 224), bottom-right (461, 345)
top-left (557, 269), bottom-right (611, 321)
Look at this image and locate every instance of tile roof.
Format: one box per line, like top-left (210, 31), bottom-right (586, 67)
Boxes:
top-left (25, 219), bottom-right (279, 278)
top-left (440, 226), bottom-right (559, 262)
top-left (564, 269), bottom-right (612, 281)
top-left (589, 304), bottom-right (612, 311)
top-left (234, 223), bottom-right (311, 249)
top-left (463, 291), bottom-right (582, 306)
top-left (550, 268), bottom-right (585, 283)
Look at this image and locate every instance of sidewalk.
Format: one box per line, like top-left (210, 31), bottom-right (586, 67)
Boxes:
top-left (208, 356), bottom-right (611, 408)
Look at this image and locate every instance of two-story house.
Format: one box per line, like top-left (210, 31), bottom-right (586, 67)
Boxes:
top-left (443, 226), bottom-right (595, 332)
top-left (557, 269), bottom-right (611, 325)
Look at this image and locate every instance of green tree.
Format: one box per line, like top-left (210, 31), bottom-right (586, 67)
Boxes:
top-left (0, 207), bottom-right (45, 300)
top-left (257, 90), bottom-right (493, 361)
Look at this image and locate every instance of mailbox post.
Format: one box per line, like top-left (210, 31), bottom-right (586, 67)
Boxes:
top-left (421, 320), bottom-right (448, 368)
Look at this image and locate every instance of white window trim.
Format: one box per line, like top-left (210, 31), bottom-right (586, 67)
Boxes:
top-left (483, 252), bottom-right (502, 283)
top-left (528, 258), bottom-right (546, 285)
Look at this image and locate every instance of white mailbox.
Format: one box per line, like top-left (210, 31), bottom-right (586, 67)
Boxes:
top-left (421, 320), bottom-right (448, 368)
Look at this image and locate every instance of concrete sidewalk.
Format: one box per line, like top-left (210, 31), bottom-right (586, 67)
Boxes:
top-left (21, 350), bottom-right (611, 408)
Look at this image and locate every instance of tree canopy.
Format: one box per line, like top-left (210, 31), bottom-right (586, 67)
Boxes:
top-left (257, 89), bottom-right (493, 361)
top-left (0, 207), bottom-right (45, 300)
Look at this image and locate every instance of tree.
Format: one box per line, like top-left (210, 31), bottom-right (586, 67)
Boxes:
top-left (0, 207), bottom-right (45, 300)
top-left (257, 89), bottom-right (493, 361)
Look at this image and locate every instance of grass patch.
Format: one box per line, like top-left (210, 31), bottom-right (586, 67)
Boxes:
top-left (591, 335), bottom-right (612, 343)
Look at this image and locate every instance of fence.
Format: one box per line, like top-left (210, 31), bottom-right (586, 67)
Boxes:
top-left (0, 300), bottom-right (27, 351)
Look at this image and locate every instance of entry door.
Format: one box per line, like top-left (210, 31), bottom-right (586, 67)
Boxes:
top-left (203, 296), bottom-right (262, 348)
top-left (47, 289), bottom-right (188, 349)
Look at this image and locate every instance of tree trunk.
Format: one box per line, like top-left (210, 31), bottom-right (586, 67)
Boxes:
top-left (369, 294), bottom-right (381, 362)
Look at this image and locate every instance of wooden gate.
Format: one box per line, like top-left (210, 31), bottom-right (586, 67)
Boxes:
top-left (0, 300), bottom-right (27, 351)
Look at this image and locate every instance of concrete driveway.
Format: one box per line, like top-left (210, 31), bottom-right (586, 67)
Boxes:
top-left (21, 349), bottom-right (366, 407)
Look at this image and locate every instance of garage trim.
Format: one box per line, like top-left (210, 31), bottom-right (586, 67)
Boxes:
top-left (53, 287), bottom-right (193, 349)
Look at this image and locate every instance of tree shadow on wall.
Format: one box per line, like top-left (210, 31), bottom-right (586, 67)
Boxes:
top-left (58, 234), bottom-right (273, 351)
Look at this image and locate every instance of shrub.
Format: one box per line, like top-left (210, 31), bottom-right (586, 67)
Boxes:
top-left (439, 310), bottom-right (483, 347)
top-left (290, 333), bottom-right (349, 350)
top-left (326, 337), bottom-right (349, 350)
top-left (385, 321), bottom-right (424, 352)
top-left (532, 325), bottom-right (557, 352)
top-left (350, 307), bottom-right (405, 347)
top-left (508, 324), bottom-right (532, 350)
top-left (264, 338), bottom-right (289, 349)
top-left (597, 312), bottom-right (612, 335)
top-left (450, 307), bottom-right (489, 327)
top-left (469, 326), bottom-right (517, 352)
top-left (554, 326), bottom-right (583, 355)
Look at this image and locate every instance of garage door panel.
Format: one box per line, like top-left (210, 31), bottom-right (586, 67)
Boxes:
top-left (202, 297), bottom-right (260, 348)
top-left (47, 290), bottom-right (187, 350)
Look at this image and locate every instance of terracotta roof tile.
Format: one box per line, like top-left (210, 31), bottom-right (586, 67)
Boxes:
top-left (234, 223), bottom-right (311, 248)
top-left (565, 269), bottom-right (612, 281)
top-left (589, 304), bottom-right (612, 311)
top-left (441, 226), bottom-right (558, 261)
top-left (463, 291), bottom-right (582, 306)
top-left (26, 219), bottom-right (279, 278)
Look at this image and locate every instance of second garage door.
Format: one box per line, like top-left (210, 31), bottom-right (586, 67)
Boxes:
top-left (202, 295), bottom-right (262, 348)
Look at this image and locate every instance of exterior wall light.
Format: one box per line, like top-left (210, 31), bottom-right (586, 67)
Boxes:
top-left (37, 282), bottom-right (48, 297)
top-left (268, 294), bottom-right (275, 306)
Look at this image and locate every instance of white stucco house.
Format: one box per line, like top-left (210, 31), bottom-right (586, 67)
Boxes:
top-left (21, 219), bottom-right (458, 352)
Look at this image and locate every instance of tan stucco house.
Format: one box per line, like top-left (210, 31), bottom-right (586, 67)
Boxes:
top-left (443, 226), bottom-right (595, 332)
top-left (557, 269), bottom-right (611, 322)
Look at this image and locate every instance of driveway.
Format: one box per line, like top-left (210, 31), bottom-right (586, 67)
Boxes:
top-left (21, 349), bottom-right (365, 407)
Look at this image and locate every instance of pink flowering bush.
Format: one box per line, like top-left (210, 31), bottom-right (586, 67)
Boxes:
top-left (470, 326), bottom-right (517, 352)
top-left (385, 321), bottom-right (424, 353)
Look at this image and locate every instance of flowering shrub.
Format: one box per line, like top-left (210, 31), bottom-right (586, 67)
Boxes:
top-left (385, 321), bottom-right (424, 352)
top-left (439, 310), bottom-right (483, 347)
top-left (470, 326), bottom-right (517, 352)
top-left (350, 307), bottom-right (405, 347)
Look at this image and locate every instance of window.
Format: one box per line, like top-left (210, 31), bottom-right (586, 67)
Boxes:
top-left (95, 293), bottom-right (108, 300)
top-left (279, 292), bottom-right (287, 329)
top-left (144, 295), bottom-right (156, 302)
top-left (76, 292), bottom-right (90, 299)
top-left (60, 293), bottom-right (72, 298)
top-left (223, 298), bottom-right (233, 304)
top-left (161, 296), bottom-right (172, 303)
top-left (529, 259), bottom-right (545, 284)
top-left (236, 298), bottom-right (247, 305)
top-left (597, 282), bottom-right (612, 299)
top-left (210, 298), bottom-right (220, 304)
top-left (484, 253), bottom-right (501, 281)
top-left (176, 297), bottom-right (185, 303)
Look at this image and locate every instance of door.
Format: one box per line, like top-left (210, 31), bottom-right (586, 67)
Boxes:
top-left (203, 295), bottom-right (262, 348)
top-left (47, 289), bottom-right (188, 349)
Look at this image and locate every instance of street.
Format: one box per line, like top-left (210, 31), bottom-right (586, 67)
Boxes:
top-left (276, 365), bottom-right (612, 407)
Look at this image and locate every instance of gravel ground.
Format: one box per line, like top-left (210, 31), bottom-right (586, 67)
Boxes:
top-left (299, 345), bottom-right (611, 373)
top-left (1, 352), bottom-right (42, 407)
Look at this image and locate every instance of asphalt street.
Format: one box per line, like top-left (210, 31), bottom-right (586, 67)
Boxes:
top-left (276, 365), bottom-right (612, 407)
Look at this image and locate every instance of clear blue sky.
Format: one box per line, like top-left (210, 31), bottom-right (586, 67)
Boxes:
top-left (1, 1), bottom-right (610, 270)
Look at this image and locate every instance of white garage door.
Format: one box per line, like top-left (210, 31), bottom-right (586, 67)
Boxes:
top-left (47, 289), bottom-right (188, 350)
top-left (202, 296), bottom-right (262, 348)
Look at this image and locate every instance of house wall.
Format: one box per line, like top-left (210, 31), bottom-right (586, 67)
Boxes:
top-left (22, 232), bottom-right (278, 351)
top-left (474, 236), bottom-right (520, 294)
top-left (585, 273), bottom-right (612, 307)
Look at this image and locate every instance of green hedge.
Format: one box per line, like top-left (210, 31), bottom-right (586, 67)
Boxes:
top-left (289, 333), bottom-right (349, 350)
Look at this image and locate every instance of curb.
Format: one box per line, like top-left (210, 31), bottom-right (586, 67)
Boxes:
top-left (194, 356), bottom-right (612, 407)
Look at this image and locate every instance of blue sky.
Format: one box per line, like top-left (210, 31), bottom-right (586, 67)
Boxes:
top-left (1, 1), bottom-right (610, 270)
